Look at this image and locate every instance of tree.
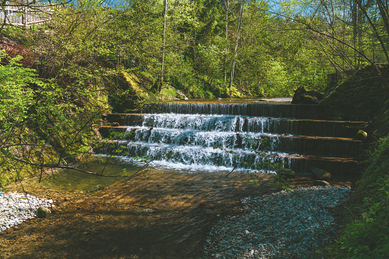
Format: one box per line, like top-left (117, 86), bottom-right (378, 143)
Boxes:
top-left (228, 0), bottom-right (245, 97)
top-left (160, 0), bottom-right (168, 92)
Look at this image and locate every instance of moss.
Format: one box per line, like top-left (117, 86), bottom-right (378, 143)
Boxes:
top-left (36, 206), bottom-right (50, 218)
top-left (160, 87), bottom-right (177, 100)
top-left (355, 130), bottom-right (368, 141)
top-left (121, 72), bottom-right (150, 100)
top-left (105, 70), bottom-right (156, 113)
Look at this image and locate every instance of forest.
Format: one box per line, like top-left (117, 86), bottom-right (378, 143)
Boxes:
top-left (1, 0), bottom-right (389, 258)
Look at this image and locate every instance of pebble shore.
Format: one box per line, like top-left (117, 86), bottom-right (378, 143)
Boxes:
top-left (0, 192), bottom-right (53, 232)
top-left (204, 186), bottom-right (351, 258)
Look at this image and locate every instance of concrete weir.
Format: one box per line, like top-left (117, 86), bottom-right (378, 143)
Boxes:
top-left (98, 100), bottom-right (367, 177)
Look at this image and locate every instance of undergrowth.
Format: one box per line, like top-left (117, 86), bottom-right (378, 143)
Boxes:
top-left (316, 103), bottom-right (389, 258)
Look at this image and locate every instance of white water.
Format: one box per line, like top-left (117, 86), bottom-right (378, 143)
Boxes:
top-left (98, 113), bottom-right (303, 173)
top-left (142, 114), bottom-right (246, 132)
top-left (98, 110), bottom-right (360, 174)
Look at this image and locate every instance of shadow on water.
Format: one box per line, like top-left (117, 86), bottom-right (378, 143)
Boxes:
top-left (2, 156), bottom-right (281, 259)
top-left (39, 156), bottom-right (142, 193)
top-left (2, 157), bottom-right (353, 259)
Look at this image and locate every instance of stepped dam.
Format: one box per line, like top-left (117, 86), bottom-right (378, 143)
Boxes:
top-left (97, 101), bottom-right (367, 177)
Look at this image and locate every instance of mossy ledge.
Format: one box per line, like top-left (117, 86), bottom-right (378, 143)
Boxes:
top-left (320, 63), bottom-right (389, 120)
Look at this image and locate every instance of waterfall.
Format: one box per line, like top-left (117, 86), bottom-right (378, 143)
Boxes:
top-left (98, 102), bottom-right (366, 176)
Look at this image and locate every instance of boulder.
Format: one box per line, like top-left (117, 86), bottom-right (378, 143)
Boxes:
top-left (292, 86), bottom-right (323, 104)
top-left (176, 89), bottom-right (188, 100)
top-left (313, 180), bottom-right (331, 187)
top-left (310, 166), bottom-right (332, 180)
top-left (160, 85), bottom-right (183, 100)
top-left (36, 206), bottom-right (51, 218)
top-left (354, 130), bottom-right (368, 141)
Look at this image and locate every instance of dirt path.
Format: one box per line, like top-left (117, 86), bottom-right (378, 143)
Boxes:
top-left (0, 170), bottom-right (353, 259)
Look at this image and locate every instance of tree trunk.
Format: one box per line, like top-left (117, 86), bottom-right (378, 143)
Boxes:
top-left (352, 0), bottom-right (357, 66)
top-left (229, 0), bottom-right (245, 98)
top-left (160, 0), bottom-right (168, 93)
top-left (224, 0), bottom-right (229, 83)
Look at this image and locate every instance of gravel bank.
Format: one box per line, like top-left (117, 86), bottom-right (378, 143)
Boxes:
top-left (0, 192), bottom-right (53, 232)
top-left (204, 186), bottom-right (351, 258)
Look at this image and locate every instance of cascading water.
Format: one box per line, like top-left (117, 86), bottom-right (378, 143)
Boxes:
top-left (113, 114), bottom-right (286, 172)
top-left (98, 102), bottom-right (366, 176)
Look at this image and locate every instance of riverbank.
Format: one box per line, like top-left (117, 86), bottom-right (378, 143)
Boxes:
top-left (0, 167), bottom-right (354, 258)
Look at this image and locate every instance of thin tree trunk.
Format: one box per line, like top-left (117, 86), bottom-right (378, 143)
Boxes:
top-left (229, 0), bottom-right (245, 98)
top-left (24, 5), bottom-right (28, 29)
top-left (160, 0), bottom-right (168, 93)
top-left (357, 0), bottom-right (364, 67)
top-left (224, 0), bottom-right (229, 83)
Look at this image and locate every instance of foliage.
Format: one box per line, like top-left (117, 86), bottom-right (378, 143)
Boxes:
top-left (1, 1), bottom-right (389, 256)
top-left (3, 0), bottom-right (389, 104)
top-left (0, 36), bottom-right (108, 186)
top-left (0, 51), bottom-right (37, 122)
top-left (313, 134), bottom-right (389, 258)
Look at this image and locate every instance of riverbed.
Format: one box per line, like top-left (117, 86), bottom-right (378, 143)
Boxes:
top-left (0, 156), bottom-right (353, 258)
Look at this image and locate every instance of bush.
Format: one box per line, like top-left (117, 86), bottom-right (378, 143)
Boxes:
top-left (321, 135), bottom-right (389, 258)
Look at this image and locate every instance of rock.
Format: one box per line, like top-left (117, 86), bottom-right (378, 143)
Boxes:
top-left (36, 206), bottom-right (51, 218)
top-left (176, 89), bottom-right (188, 100)
top-left (292, 86), bottom-right (323, 104)
top-left (310, 166), bottom-right (332, 180)
top-left (354, 130), bottom-right (367, 141)
top-left (313, 180), bottom-right (331, 187)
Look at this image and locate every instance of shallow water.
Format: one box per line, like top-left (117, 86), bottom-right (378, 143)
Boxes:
top-left (2, 155), bottom-right (354, 259)
top-left (39, 155), bottom-right (270, 193)
top-left (39, 156), bottom-right (141, 193)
